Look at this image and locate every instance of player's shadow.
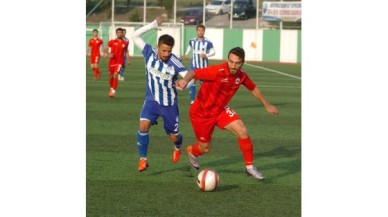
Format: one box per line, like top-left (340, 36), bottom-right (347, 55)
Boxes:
top-left (147, 165), bottom-right (199, 177)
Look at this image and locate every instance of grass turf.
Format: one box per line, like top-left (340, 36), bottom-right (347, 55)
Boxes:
top-left (87, 56), bottom-right (301, 216)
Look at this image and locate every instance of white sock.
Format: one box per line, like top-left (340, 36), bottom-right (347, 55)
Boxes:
top-left (246, 165), bottom-right (253, 169)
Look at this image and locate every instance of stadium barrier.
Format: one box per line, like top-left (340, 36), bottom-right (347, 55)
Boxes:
top-left (86, 23), bottom-right (301, 64)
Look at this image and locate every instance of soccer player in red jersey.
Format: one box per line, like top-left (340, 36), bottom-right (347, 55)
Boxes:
top-left (103, 28), bottom-right (129, 97)
top-left (88, 29), bottom-right (103, 80)
top-left (176, 47), bottom-right (279, 180)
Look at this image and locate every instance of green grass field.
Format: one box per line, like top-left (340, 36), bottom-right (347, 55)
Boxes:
top-left (86, 56), bottom-right (301, 216)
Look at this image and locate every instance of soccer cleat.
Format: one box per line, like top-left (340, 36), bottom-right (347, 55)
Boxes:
top-left (186, 145), bottom-right (199, 170)
top-left (245, 166), bottom-right (264, 180)
top-left (109, 89), bottom-right (115, 98)
top-left (172, 148), bottom-right (181, 163)
top-left (138, 159), bottom-right (149, 172)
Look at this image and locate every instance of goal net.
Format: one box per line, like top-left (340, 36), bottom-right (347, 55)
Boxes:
top-left (96, 21), bottom-right (185, 57)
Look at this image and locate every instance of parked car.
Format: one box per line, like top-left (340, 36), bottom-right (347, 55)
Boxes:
top-left (206, 0), bottom-right (231, 15)
top-left (229, 0), bottom-right (256, 20)
top-left (180, 9), bottom-right (204, 25)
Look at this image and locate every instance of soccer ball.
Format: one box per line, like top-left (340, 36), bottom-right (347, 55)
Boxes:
top-left (196, 169), bottom-right (219, 192)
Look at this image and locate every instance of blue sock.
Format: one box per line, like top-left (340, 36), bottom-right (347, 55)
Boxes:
top-left (189, 85), bottom-right (196, 102)
top-left (173, 134), bottom-right (183, 150)
top-left (137, 130), bottom-right (149, 158)
top-left (119, 67), bottom-right (124, 77)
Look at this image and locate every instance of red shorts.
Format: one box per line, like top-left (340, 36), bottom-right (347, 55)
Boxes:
top-left (90, 55), bottom-right (100, 64)
top-left (108, 64), bottom-right (122, 75)
top-left (189, 106), bottom-right (241, 143)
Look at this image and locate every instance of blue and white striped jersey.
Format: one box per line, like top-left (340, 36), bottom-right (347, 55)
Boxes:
top-left (142, 44), bottom-right (187, 106)
top-left (188, 37), bottom-right (214, 70)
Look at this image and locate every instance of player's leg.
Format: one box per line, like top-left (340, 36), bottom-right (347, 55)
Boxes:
top-left (189, 82), bottom-right (196, 104)
top-left (95, 56), bottom-right (101, 80)
top-left (221, 107), bottom-right (264, 180)
top-left (161, 105), bottom-right (183, 163)
top-left (90, 56), bottom-right (98, 80)
top-left (109, 65), bottom-right (121, 97)
top-left (119, 56), bottom-right (126, 81)
top-left (186, 108), bottom-right (216, 169)
top-left (118, 66), bottom-right (125, 81)
top-left (137, 101), bottom-right (160, 172)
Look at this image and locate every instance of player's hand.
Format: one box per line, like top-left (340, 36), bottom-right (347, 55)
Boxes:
top-left (200, 53), bottom-right (206, 59)
top-left (185, 54), bottom-right (189, 60)
top-left (127, 59), bottom-right (131, 65)
top-left (265, 104), bottom-right (279, 115)
top-left (175, 80), bottom-right (188, 90)
top-left (109, 53), bottom-right (114, 58)
top-left (155, 16), bottom-right (165, 29)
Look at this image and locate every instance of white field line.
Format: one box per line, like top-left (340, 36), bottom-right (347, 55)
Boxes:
top-left (245, 63), bottom-right (301, 80)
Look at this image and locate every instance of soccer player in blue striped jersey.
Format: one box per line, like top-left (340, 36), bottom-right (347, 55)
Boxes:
top-left (131, 16), bottom-right (191, 172)
top-left (185, 24), bottom-right (215, 104)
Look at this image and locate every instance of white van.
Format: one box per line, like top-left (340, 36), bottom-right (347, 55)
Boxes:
top-left (205, 0), bottom-right (231, 15)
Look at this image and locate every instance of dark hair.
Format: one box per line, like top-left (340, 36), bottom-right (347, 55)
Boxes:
top-left (196, 24), bottom-right (206, 30)
top-left (228, 47), bottom-right (245, 62)
top-left (92, 29), bottom-right (98, 33)
top-left (158, 34), bottom-right (175, 47)
top-left (116, 28), bottom-right (123, 33)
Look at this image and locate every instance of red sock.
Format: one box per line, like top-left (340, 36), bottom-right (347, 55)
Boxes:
top-left (112, 77), bottom-right (118, 90)
top-left (97, 68), bottom-right (101, 78)
top-left (238, 137), bottom-right (253, 166)
top-left (191, 142), bottom-right (204, 157)
top-left (93, 68), bottom-right (98, 78)
top-left (109, 77), bottom-right (113, 87)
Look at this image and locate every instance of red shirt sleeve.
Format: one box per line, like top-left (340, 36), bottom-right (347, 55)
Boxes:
top-left (242, 72), bottom-right (256, 91)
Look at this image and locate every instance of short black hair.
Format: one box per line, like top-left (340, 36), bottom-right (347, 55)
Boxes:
top-left (92, 29), bottom-right (98, 33)
top-left (228, 47), bottom-right (245, 62)
top-left (116, 28), bottom-right (123, 33)
top-left (196, 24), bottom-right (206, 30)
top-left (158, 34), bottom-right (175, 47)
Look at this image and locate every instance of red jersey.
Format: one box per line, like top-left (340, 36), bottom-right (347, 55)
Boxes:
top-left (88, 37), bottom-right (103, 56)
top-left (191, 62), bottom-right (256, 117)
top-left (107, 38), bottom-right (128, 66)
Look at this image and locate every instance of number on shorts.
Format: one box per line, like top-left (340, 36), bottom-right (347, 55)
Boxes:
top-left (225, 106), bottom-right (236, 117)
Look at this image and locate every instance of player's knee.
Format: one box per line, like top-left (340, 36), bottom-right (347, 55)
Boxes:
top-left (139, 122), bottom-right (151, 132)
top-left (236, 125), bottom-right (248, 138)
top-left (200, 143), bottom-right (211, 153)
top-left (169, 134), bottom-right (179, 143)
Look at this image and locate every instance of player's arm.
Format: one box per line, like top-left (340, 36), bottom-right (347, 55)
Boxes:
top-left (131, 16), bottom-right (164, 51)
top-left (87, 41), bottom-right (91, 56)
top-left (184, 45), bottom-right (192, 60)
top-left (177, 66), bottom-right (217, 89)
top-left (250, 87), bottom-right (279, 115)
top-left (125, 43), bottom-right (131, 64)
top-left (126, 52), bottom-right (131, 64)
top-left (206, 47), bottom-right (215, 58)
top-left (100, 42), bottom-right (105, 57)
top-left (103, 43), bottom-right (113, 58)
top-left (176, 70), bottom-right (194, 90)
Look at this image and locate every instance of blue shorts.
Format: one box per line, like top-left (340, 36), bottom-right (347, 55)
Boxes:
top-left (140, 100), bottom-right (180, 135)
